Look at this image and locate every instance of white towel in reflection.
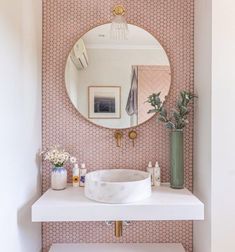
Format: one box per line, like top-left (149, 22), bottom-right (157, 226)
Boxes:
top-left (126, 66), bottom-right (138, 116)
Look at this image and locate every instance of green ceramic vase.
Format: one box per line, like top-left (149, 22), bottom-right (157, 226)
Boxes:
top-left (170, 129), bottom-right (184, 189)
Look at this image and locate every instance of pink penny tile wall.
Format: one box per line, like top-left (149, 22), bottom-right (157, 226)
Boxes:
top-left (42, 0), bottom-right (194, 251)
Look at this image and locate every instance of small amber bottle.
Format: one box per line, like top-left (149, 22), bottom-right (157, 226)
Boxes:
top-left (72, 164), bottom-right (80, 187)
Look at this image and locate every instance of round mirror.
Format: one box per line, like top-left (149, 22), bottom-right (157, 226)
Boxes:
top-left (65, 24), bottom-right (171, 129)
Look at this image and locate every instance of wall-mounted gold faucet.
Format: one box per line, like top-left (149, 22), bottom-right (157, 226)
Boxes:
top-left (114, 131), bottom-right (123, 147)
top-left (114, 130), bottom-right (138, 147)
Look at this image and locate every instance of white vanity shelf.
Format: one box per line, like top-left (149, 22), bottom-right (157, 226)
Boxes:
top-left (32, 184), bottom-right (204, 222)
top-left (33, 184), bottom-right (203, 252)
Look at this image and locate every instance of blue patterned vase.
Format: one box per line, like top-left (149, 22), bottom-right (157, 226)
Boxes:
top-left (51, 167), bottom-right (67, 190)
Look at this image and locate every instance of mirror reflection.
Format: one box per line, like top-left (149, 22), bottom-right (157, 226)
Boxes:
top-left (65, 24), bottom-right (171, 129)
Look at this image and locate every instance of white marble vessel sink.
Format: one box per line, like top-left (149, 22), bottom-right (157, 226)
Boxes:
top-left (84, 169), bottom-right (151, 204)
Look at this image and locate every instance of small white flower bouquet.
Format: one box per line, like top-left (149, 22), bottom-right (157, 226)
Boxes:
top-left (41, 145), bottom-right (76, 168)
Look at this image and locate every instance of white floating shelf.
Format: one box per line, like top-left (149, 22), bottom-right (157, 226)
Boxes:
top-left (32, 184), bottom-right (204, 222)
top-left (49, 243), bottom-right (185, 252)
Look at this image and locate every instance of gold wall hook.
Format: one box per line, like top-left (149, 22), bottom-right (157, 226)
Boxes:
top-left (114, 130), bottom-right (123, 147)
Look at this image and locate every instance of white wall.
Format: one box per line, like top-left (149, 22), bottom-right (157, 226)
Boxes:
top-left (0, 0), bottom-right (42, 252)
top-left (194, 0), bottom-right (235, 251)
top-left (211, 0), bottom-right (235, 251)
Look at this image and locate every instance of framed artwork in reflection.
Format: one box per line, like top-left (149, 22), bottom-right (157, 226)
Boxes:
top-left (88, 86), bottom-right (121, 119)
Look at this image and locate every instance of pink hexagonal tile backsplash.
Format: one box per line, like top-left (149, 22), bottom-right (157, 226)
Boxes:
top-left (42, 1), bottom-right (194, 251)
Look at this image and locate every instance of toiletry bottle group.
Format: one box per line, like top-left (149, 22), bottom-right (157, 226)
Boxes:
top-left (147, 161), bottom-right (161, 187)
top-left (72, 163), bottom-right (87, 187)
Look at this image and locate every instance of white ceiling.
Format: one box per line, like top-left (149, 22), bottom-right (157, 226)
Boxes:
top-left (82, 24), bottom-right (163, 50)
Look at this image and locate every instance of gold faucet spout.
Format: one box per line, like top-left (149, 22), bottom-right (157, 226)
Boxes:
top-left (114, 131), bottom-right (123, 147)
